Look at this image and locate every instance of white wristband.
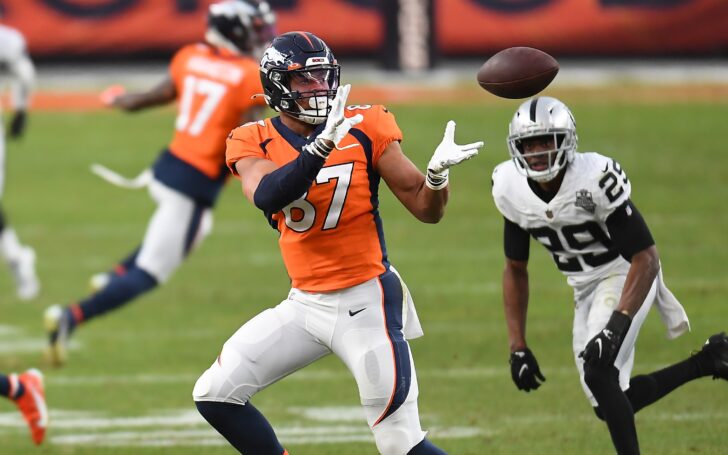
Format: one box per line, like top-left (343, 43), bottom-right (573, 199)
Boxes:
top-left (425, 169), bottom-right (449, 190)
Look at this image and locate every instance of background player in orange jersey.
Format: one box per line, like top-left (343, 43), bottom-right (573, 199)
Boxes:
top-left (44, 0), bottom-right (276, 366)
top-left (192, 32), bottom-right (483, 455)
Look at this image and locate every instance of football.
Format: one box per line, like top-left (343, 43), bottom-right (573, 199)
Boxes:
top-left (477, 47), bottom-right (559, 99)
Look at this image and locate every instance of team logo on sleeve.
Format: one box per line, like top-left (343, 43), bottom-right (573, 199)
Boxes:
top-left (575, 189), bottom-right (596, 213)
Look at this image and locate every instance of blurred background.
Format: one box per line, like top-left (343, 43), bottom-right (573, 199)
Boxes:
top-left (0, 1), bottom-right (727, 454)
top-left (2, 0), bottom-right (728, 96)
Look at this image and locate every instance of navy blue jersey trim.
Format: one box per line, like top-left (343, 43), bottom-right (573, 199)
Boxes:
top-left (374, 270), bottom-right (411, 425)
top-left (349, 128), bottom-right (390, 270)
top-left (271, 117), bottom-right (325, 153)
top-left (183, 204), bottom-right (205, 256)
top-left (151, 149), bottom-right (226, 207)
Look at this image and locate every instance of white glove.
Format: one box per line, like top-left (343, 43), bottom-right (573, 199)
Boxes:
top-left (306, 84), bottom-right (363, 158)
top-left (426, 120), bottom-right (484, 190)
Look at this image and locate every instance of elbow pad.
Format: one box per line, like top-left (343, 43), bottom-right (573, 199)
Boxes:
top-left (253, 149), bottom-right (326, 214)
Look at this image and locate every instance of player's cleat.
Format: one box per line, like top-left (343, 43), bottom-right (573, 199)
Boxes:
top-left (698, 332), bottom-right (728, 381)
top-left (44, 304), bottom-right (72, 366)
top-left (11, 369), bottom-right (48, 445)
top-left (9, 246), bottom-right (40, 301)
top-left (89, 272), bottom-right (111, 293)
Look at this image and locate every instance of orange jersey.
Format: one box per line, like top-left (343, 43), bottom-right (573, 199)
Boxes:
top-left (168, 43), bottom-right (265, 179)
top-left (226, 105), bottom-right (403, 292)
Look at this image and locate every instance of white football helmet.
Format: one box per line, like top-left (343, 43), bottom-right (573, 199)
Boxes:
top-left (507, 96), bottom-right (577, 182)
top-left (205, 0), bottom-right (276, 57)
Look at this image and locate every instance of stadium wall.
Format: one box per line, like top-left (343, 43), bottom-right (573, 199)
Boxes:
top-left (1, 0), bottom-right (726, 59)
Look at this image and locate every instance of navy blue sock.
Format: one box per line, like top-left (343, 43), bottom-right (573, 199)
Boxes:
top-left (77, 266), bottom-right (158, 322)
top-left (196, 401), bottom-right (285, 455)
top-left (114, 246), bottom-right (141, 276)
top-left (0, 375), bottom-right (10, 398)
top-left (408, 438), bottom-right (447, 454)
top-left (0, 374), bottom-right (24, 399)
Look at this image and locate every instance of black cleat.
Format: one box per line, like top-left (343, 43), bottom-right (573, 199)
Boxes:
top-left (699, 332), bottom-right (728, 380)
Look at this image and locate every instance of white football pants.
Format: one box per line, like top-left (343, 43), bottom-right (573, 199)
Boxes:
top-left (572, 273), bottom-right (656, 406)
top-left (193, 270), bottom-right (428, 455)
top-left (135, 178), bottom-right (213, 283)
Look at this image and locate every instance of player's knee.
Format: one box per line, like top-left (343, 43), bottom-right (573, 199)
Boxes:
top-left (192, 365), bottom-right (250, 405)
top-left (373, 427), bottom-right (420, 455)
top-left (583, 364), bottom-right (619, 397)
top-left (593, 406), bottom-right (605, 421)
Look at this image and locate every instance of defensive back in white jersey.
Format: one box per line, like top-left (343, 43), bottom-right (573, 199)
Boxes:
top-left (492, 152), bottom-right (632, 288)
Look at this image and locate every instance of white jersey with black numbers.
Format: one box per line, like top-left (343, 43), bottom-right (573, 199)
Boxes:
top-left (492, 152), bottom-right (633, 288)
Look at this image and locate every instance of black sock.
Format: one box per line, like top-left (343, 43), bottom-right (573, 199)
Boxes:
top-left (627, 354), bottom-right (707, 413)
top-left (408, 438), bottom-right (447, 454)
top-left (196, 401), bottom-right (285, 455)
top-left (585, 365), bottom-right (640, 455)
top-left (78, 266), bottom-right (157, 322)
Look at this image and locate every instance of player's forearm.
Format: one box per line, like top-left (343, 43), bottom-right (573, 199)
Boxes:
top-left (114, 78), bottom-right (176, 112)
top-left (413, 183), bottom-right (448, 223)
top-left (252, 149), bottom-right (326, 213)
top-left (503, 264), bottom-right (529, 351)
top-left (114, 92), bottom-right (171, 111)
top-left (616, 245), bottom-right (660, 317)
top-left (10, 56), bottom-right (35, 110)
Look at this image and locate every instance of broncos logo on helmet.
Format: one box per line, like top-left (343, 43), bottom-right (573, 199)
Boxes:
top-left (259, 31), bottom-right (340, 125)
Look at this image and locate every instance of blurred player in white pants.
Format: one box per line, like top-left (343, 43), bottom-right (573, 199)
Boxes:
top-left (43, 0), bottom-right (275, 366)
top-left (0, 23), bottom-right (39, 300)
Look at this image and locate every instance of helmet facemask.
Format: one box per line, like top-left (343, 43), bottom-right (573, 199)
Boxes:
top-left (508, 129), bottom-right (575, 182)
top-left (268, 66), bottom-right (340, 125)
top-left (507, 97), bottom-right (578, 182)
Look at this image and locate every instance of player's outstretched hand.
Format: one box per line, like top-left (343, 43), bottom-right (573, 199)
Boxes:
top-left (425, 121), bottom-right (483, 189)
top-left (99, 85), bottom-right (127, 108)
top-left (510, 348), bottom-right (546, 392)
top-left (428, 121), bottom-right (483, 174)
top-left (580, 310), bottom-right (632, 368)
top-left (308, 84), bottom-right (363, 158)
top-left (9, 110), bottom-right (27, 139)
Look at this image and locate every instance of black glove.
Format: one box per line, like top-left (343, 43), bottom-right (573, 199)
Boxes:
top-left (510, 348), bottom-right (546, 392)
top-left (9, 110), bottom-right (27, 139)
top-left (580, 310), bottom-right (632, 368)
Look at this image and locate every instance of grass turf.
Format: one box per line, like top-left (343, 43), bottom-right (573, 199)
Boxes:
top-left (0, 97), bottom-right (727, 454)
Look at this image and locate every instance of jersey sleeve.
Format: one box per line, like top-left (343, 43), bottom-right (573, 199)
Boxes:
top-left (349, 105), bottom-right (403, 166)
top-left (168, 45), bottom-right (193, 85)
top-left (225, 123), bottom-right (265, 176)
top-left (491, 162), bottom-right (521, 224)
top-left (592, 156), bottom-right (633, 221)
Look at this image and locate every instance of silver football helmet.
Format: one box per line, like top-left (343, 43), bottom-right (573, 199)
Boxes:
top-left (205, 0), bottom-right (276, 57)
top-left (507, 96), bottom-right (577, 182)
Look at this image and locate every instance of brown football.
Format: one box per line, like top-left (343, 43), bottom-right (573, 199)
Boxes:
top-left (477, 47), bottom-right (559, 99)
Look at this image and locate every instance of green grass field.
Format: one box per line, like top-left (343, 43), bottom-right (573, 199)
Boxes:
top-left (1, 94), bottom-right (727, 454)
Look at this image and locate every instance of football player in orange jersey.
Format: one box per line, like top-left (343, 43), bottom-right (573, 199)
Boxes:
top-left (43, 0), bottom-right (276, 366)
top-left (192, 32), bottom-right (484, 455)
